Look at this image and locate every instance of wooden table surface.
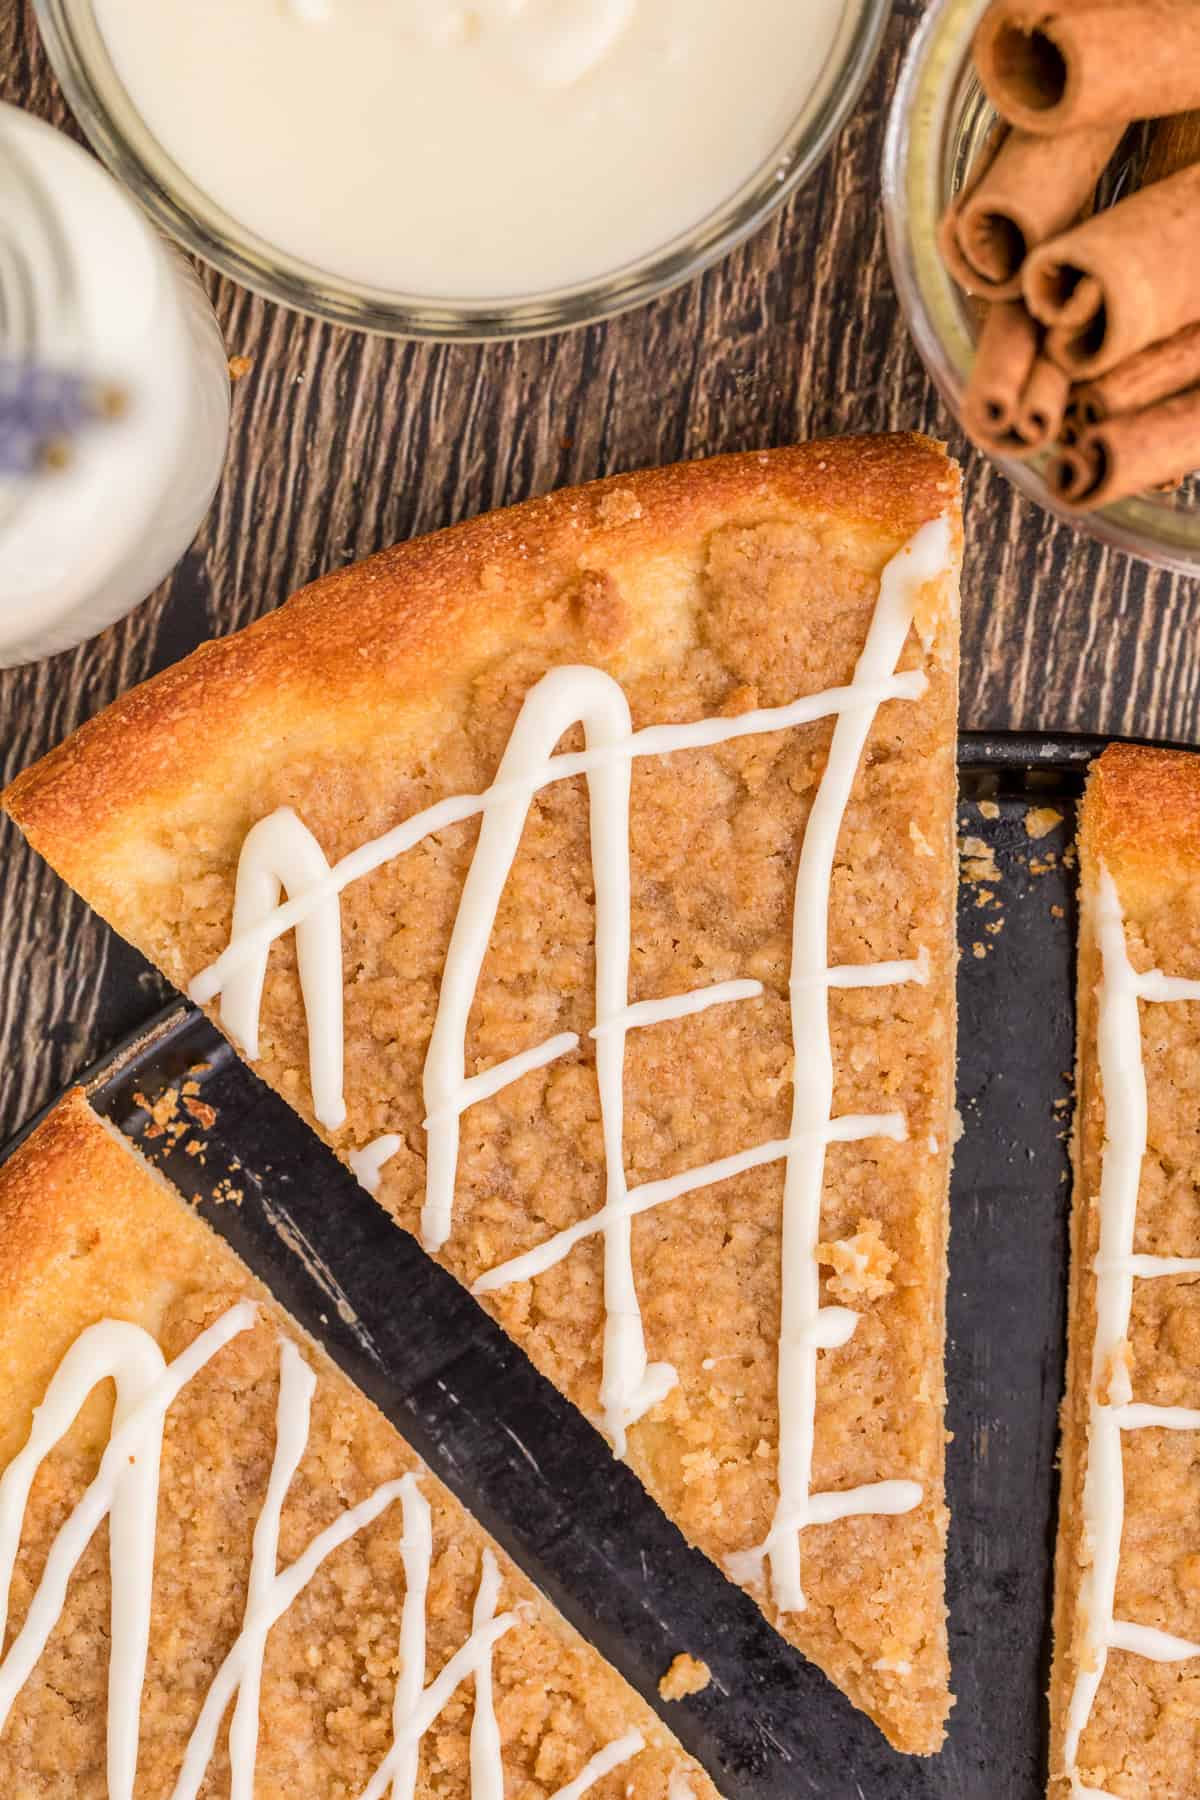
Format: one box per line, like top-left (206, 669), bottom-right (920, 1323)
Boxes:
top-left (2, 0), bottom-right (1199, 1145)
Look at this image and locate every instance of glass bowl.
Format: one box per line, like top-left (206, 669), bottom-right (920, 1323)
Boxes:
top-left (35, 0), bottom-right (891, 343)
top-left (882, 0), bottom-right (1200, 576)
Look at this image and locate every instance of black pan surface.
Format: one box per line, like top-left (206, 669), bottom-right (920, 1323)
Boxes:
top-left (1, 732), bottom-right (1120, 1798)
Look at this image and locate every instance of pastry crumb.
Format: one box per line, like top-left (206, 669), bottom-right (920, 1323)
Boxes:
top-left (135, 1087), bottom-right (180, 1139)
top-left (658, 1654), bottom-right (712, 1701)
top-left (817, 1218), bottom-right (896, 1302)
top-left (959, 836), bottom-right (1001, 883)
top-left (1024, 806), bottom-right (1063, 840)
top-left (977, 799), bottom-right (1000, 820)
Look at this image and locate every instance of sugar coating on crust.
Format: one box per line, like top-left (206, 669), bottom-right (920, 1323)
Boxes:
top-left (1051, 746), bottom-right (1200, 1799)
top-left (0, 1093), bottom-right (715, 1799)
top-left (3, 440), bottom-right (962, 1754)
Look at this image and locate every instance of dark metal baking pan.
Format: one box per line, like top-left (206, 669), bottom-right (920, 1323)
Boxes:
top-left (1, 730), bottom-right (1164, 1798)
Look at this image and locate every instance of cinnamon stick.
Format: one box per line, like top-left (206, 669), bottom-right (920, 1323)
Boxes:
top-left (938, 121), bottom-right (1122, 299)
top-left (1051, 440), bottom-right (1104, 503)
top-left (1015, 355), bottom-right (1072, 446)
top-left (1048, 385), bottom-right (1200, 507)
top-left (964, 304), bottom-right (1065, 457)
top-left (975, 2), bottom-right (1200, 136)
top-left (1141, 108), bottom-right (1200, 184)
top-left (963, 301), bottom-right (1050, 453)
top-left (1067, 319), bottom-right (1200, 424)
top-left (1023, 161), bottom-right (1200, 376)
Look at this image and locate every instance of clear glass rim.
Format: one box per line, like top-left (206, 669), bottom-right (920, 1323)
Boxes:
top-left (34, 0), bottom-right (892, 343)
top-left (882, 0), bottom-right (1200, 578)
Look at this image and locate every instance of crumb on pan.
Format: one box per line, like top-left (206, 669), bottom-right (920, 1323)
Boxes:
top-left (658, 1654), bottom-right (712, 1701)
top-left (1024, 806), bottom-right (1063, 840)
top-left (959, 837), bottom-right (1001, 884)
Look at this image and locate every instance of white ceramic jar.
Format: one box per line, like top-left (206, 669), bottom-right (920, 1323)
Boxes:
top-left (0, 103), bottom-right (230, 667)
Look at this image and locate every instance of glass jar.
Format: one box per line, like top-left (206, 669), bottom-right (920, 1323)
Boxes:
top-left (0, 103), bottom-right (230, 666)
top-left (882, 0), bottom-right (1200, 576)
top-left (33, 0), bottom-right (892, 341)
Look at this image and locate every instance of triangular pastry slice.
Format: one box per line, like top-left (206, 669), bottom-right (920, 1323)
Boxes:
top-left (0, 1089), bottom-right (718, 1798)
top-left (1052, 745), bottom-right (1200, 1799)
top-left (4, 437), bottom-right (963, 1751)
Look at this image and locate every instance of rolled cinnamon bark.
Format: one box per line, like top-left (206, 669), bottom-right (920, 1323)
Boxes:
top-left (1023, 161), bottom-right (1200, 376)
top-left (1141, 109), bottom-right (1200, 185)
top-left (938, 121), bottom-right (1122, 298)
top-left (1051, 440), bottom-right (1104, 502)
top-left (975, 2), bottom-right (1200, 135)
top-left (1067, 320), bottom-right (1200, 424)
top-left (963, 300), bottom-right (1042, 451)
top-left (1015, 355), bottom-right (1072, 446)
top-left (1048, 385), bottom-right (1200, 507)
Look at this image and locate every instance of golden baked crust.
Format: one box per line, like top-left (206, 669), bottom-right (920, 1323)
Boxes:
top-left (1051, 745), bottom-right (1200, 1798)
top-left (3, 438), bottom-right (963, 1753)
top-left (0, 1090), bottom-right (717, 1798)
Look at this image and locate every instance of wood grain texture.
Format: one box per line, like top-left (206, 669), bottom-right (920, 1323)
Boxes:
top-left (2, 0), bottom-right (1199, 1141)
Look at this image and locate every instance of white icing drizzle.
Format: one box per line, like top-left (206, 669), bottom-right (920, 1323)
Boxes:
top-left (221, 808), bottom-right (347, 1130)
top-left (1131, 968), bottom-right (1200, 1004)
top-left (195, 515), bottom-right (952, 1601)
top-left (0, 1303), bottom-right (255, 1796)
top-left (549, 1728), bottom-right (645, 1800)
top-left (796, 948), bottom-right (930, 990)
top-left (588, 977), bottom-right (763, 1038)
top-left (1108, 1253), bottom-right (1200, 1278)
top-left (171, 1344), bottom-right (408, 1800)
top-left (1107, 1619), bottom-right (1200, 1660)
top-left (728, 1479), bottom-right (924, 1575)
top-left (227, 1339), bottom-right (315, 1800)
top-left (0, 1309), bottom-right (657, 1799)
top-left (355, 1610), bottom-right (519, 1800)
top-left (390, 1473), bottom-right (433, 1800)
top-left (351, 1132), bottom-right (405, 1195)
top-left (0, 1321), bottom-right (166, 1800)
top-left (190, 671), bottom-right (929, 1007)
top-left (807, 1306), bottom-right (859, 1349)
top-left (356, 984), bottom-right (760, 1220)
top-left (417, 668), bottom-right (628, 1256)
top-left (353, 1469), bottom-right (645, 1800)
top-left (424, 1031), bottom-right (580, 1132)
top-left (728, 515), bottom-right (951, 1613)
top-left (417, 665), bottom-right (679, 1451)
top-left (468, 1549), bottom-right (505, 1800)
top-left (473, 1115), bottom-right (907, 1295)
top-left (1110, 1402), bottom-right (1200, 1431)
top-left (1064, 862), bottom-right (1200, 1790)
